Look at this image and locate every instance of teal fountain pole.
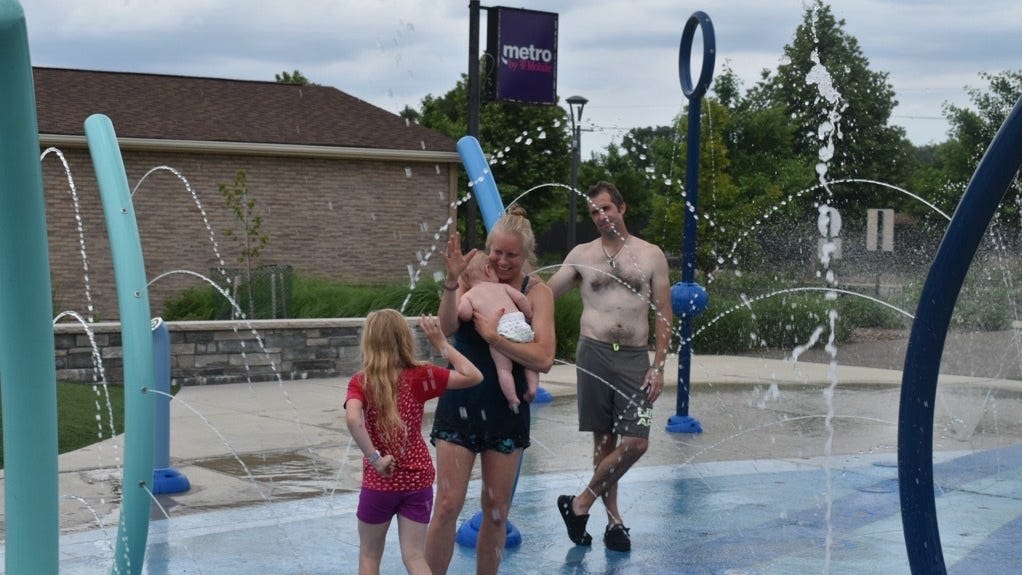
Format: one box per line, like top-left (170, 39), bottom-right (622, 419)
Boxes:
top-left (0, 2), bottom-right (61, 573)
top-left (1, 5), bottom-right (158, 573)
top-left (85, 113), bottom-right (157, 575)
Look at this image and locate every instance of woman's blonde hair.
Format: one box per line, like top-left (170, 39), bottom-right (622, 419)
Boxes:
top-left (358, 308), bottom-right (423, 453)
top-left (487, 204), bottom-right (537, 266)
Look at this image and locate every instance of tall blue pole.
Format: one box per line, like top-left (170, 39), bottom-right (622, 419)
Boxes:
top-left (898, 96), bottom-right (1022, 574)
top-left (0, 2), bottom-right (60, 572)
top-left (152, 319), bottom-right (171, 470)
top-left (152, 317), bottom-right (190, 494)
top-left (86, 114), bottom-right (157, 575)
top-left (667, 11), bottom-right (714, 434)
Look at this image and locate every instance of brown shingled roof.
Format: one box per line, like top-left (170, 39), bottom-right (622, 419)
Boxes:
top-left (33, 67), bottom-right (456, 152)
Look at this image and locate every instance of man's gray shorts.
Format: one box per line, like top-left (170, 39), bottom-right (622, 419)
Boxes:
top-left (575, 336), bottom-right (653, 439)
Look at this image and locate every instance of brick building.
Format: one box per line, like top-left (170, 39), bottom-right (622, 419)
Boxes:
top-left (34, 67), bottom-right (460, 321)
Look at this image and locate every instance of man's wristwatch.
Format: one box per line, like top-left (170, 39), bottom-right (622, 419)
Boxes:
top-left (369, 450), bottom-right (382, 463)
top-left (650, 365), bottom-right (664, 374)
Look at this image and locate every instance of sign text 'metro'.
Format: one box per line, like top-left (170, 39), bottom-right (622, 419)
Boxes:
top-left (487, 7), bottom-right (558, 105)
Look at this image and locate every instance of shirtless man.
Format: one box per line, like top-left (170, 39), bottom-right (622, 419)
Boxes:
top-left (546, 180), bottom-right (673, 552)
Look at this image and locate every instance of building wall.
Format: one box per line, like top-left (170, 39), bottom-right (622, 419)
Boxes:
top-left (41, 144), bottom-right (457, 321)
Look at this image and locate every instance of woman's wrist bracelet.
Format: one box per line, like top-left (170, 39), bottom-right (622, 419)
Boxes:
top-left (443, 282), bottom-right (458, 291)
top-left (369, 450), bottom-right (381, 463)
top-left (650, 365), bottom-right (664, 374)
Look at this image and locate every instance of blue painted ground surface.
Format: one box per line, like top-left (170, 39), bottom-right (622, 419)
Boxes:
top-left (49, 444), bottom-right (1022, 574)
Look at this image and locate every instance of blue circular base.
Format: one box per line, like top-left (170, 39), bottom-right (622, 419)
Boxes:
top-left (455, 511), bottom-right (522, 548)
top-left (665, 415), bottom-right (703, 434)
top-left (532, 386), bottom-right (553, 404)
top-left (152, 467), bottom-right (191, 494)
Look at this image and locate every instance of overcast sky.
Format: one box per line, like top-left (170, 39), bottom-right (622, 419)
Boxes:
top-left (19, 0), bottom-right (1022, 157)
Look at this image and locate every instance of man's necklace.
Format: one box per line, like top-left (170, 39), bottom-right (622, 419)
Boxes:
top-left (601, 235), bottom-right (629, 268)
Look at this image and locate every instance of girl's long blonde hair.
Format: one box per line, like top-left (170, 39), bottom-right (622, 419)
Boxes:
top-left (359, 309), bottom-right (423, 454)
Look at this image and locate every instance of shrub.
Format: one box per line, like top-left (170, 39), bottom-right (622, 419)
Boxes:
top-left (274, 277), bottom-right (445, 318)
top-left (212, 265), bottom-right (294, 319)
top-left (692, 290), bottom-right (847, 354)
top-left (836, 292), bottom-right (912, 330)
top-left (161, 284), bottom-right (219, 320)
top-left (161, 268), bottom-right (1012, 359)
top-left (554, 290), bottom-right (582, 361)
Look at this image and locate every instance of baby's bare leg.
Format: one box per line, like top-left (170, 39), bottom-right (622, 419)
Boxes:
top-left (523, 369), bottom-right (539, 403)
top-left (490, 347), bottom-right (520, 412)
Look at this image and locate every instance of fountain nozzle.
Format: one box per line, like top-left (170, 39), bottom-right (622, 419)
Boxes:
top-left (670, 281), bottom-right (708, 318)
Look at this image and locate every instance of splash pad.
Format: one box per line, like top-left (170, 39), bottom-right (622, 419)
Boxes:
top-left (3, 2), bottom-right (1022, 573)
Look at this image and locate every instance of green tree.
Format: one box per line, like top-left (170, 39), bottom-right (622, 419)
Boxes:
top-left (905, 140), bottom-right (966, 223)
top-left (717, 64), bottom-right (809, 193)
top-left (754, 1), bottom-right (912, 188)
top-left (714, 63), bottom-right (813, 254)
top-left (946, 71), bottom-right (1022, 157)
top-left (399, 105), bottom-right (421, 123)
top-left (939, 70), bottom-right (1022, 223)
top-left (589, 129), bottom-right (668, 234)
top-left (218, 170), bottom-right (269, 317)
top-left (418, 80), bottom-right (467, 137)
top-left (641, 100), bottom-right (742, 273)
top-left (417, 75), bottom-right (572, 236)
top-left (275, 69), bottom-right (310, 85)
top-left (701, 1), bottom-right (935, 273)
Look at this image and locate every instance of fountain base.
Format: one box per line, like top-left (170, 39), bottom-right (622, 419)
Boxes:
top-left (152, 467), bottom-right (191, 495)
top-left (456, 511), bottom-right (522, 548)
top-left (666, 414), bottom-right (703, 434)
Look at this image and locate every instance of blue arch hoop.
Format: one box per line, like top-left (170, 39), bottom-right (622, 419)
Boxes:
top-left (898, 96), bottom-right (1022, 573)
top-left (679, 11), bottom-right (715, 100)
top-left (667, 11), bottom-right (715, 434)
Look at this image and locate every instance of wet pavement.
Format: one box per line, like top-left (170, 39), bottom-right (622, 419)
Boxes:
top-left (4, 342), bottom-right (1022, 573)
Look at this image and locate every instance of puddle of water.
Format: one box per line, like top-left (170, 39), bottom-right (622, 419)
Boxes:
top-left (192, 451), bottom-right (350, 499)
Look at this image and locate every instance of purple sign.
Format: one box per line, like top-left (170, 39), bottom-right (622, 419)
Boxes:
top-left (488, 7), bottom-right (558, 104)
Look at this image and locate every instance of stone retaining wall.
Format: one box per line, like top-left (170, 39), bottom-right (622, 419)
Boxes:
top-left (54, 318), bottom-right (439, 386)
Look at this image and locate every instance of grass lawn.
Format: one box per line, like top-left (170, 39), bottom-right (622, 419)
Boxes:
top-left (0, 382), bottom-right (125, 469)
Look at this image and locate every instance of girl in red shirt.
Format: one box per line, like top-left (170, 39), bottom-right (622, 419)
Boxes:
top-left (345, 309), bottom-right (482, 575)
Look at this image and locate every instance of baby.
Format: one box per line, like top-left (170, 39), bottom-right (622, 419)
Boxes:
top-left (458, 252), bottom-right (539, 413)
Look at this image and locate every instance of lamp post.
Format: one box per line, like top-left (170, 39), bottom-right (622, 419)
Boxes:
top-left (566, 95), bottom-right (588, 253)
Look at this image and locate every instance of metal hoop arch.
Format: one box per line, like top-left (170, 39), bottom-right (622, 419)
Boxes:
top-left (679, 11), bottom-right (716, 100)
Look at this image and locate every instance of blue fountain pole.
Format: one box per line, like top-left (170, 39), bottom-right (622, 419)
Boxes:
top-left (898, 96), bottom-right (1022, 574)
top-left (85, 114), bottom-right (157, 575)
top-left (458, 136), bottom-right (505, 232)
top-left (667, 11), bottom-right (714, 434)
top-left (0, 2), bottom-right (61, 573)
top-left (151, 317), bottom-right (190, 494)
